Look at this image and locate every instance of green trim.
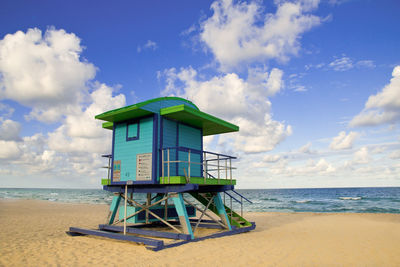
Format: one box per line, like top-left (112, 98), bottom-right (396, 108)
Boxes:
top-left (159, 176), bottom-right (236, 185)
top-left (102, 122), bottom-right (113, 130)
top-left (101, 179), bottom-right (111, 185)
top-left (160, 105), bottom-right (239, 136)
top-left (95, 97), bottom-right (199, 122)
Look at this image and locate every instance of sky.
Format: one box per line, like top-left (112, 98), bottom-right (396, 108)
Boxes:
top-left (0, 0), bottom-right (399, 189)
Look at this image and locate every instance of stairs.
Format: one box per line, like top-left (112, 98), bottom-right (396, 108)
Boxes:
top-left (190, 192), bottom-right (252, 228)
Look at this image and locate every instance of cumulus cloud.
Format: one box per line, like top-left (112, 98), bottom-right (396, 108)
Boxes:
top-left (0, 140), bottom-right (22, 160)
top-left (0, 28), bottom-right (96, 123)
top-left (162, 66), bottom-right (291, 153)
top-left (48, 83), bottom-right (125, 154)
top-left (0, 119), bottom-right (21, 141)
top-left (330, 131), bottom-right (359, 150)
top-left (200, 0), bottom-right (321, 70)
top-left (0, 28), bottom-right (126, 180)
top-left (350, 66), bottom-right (400, 126)
top-left (137, 40), bottom-right (158, 53)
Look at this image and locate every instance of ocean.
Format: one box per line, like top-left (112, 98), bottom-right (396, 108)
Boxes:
top-left (0, 187), bottom-right (399, 214)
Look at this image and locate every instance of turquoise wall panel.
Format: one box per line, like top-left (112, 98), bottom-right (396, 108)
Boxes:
top-left (113, 117), bottom-right (153, 181)
top-left (178, 124), bottom-right (202, 177)
top-left (162, 119), bottom-right (177, 176)
top-left (178, 124), bottom-right (201, 150)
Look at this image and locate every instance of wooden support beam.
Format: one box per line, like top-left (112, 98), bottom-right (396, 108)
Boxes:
top-left (99, 224), bottom-right (191, 241)
top-left (112, 195), bottom-right (168, 225)
top-left (69, 227), bottom-right (163, 249)
top-left (183, 197), bottom-right (226, 228)
top-left (193, 195), bottom-right (215, 233)
top-left (129, 198), bottom-right (182, 234)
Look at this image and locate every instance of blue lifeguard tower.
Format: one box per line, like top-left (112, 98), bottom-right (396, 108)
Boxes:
top-left (68, 97), bottom-right (255, 250)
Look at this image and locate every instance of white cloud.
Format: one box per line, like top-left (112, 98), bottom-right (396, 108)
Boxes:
top-left (293, 85), bottom-right (307, 92)
top-left (200, 0), bottom-right (321, 70)
top-left (0, 140), bottom-right (22, 160)
top-left (0, 28), bottom-right (96, 123)
top-left (328, 56), bottom-right (353, 71)
top-left (330, 131), bottom-right (359, 150)
top-left (353, 146), bottom-right (370, 164)
top-left (299, 141), bottom-right (312, 153)
top-left (0, 119), bottom-right (21, 141)
top-left (350, 66), bottom-right (400, 126)
top-left (162, 66), bottom-right (291, 153)
top-left (324, 55), bottom-right (376, 71)
top-left (271, 158), bottom-right (336, 176)
top-left (48, 83), bottom-right (125, 154)
top-left (0, 27), bottom-right (126, 181)
top-left (389, 150), bottom-right (400, 159)
top-left (263, 154), bottom-right (281, 162)
top-left (137, 40), bottom-right (158, 53)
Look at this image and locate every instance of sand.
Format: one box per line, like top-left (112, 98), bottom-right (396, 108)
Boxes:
top-left (1, 199), bottom-right (399, 267)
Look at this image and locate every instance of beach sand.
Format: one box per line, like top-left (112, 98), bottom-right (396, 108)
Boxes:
top-left (1, 199), bottom-right (399, 266)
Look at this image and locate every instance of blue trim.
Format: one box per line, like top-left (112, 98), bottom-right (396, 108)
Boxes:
top-left (68, 227), bottom-right (163, 249)
top-left (230, 189), bottom-right (253, 204)
top-left (98, 225), bottom-right (191, 241)
top-left (111, 123), bottom-right (116, 182)
top-left (162, 146), bottom-right (236, 160)
top-left (126, 120), bottom-right (140, 141)
top-left (200, 128), bottom-right (203, 176)
top-left (148, 222), bottom-right (256, 251)
top-left (103, 183), bottom-right (199, 193)
top-left (103, 184), bottom-right (234, 193)
top-left (68, 222), bottom-right (256, 251)
top-left (159, 116), bottom-right (164, 183)
top-left (152, 114), bottom-right (158, 184)
top-left (176, 122), bottom-right (179, 176)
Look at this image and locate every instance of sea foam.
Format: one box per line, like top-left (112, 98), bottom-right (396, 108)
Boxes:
top-left (339, 197), bottom-right (362, 200)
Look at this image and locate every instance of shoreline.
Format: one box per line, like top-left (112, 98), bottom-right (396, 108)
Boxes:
top-left (1, 199), bottom-right (400, 266)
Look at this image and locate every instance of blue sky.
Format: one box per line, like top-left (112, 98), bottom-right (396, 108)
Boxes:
top-left (0, 0), bottom-right (399, 189)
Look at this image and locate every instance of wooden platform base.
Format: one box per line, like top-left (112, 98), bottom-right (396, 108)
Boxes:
top-left (66, 222), bottom-right (256, 251)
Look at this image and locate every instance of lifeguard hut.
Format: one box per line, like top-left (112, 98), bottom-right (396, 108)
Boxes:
top-left (67, 97), bottom-right (255, 250)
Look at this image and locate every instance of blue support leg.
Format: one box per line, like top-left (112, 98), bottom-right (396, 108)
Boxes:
top-left (214, 192), bottom-right (232, 230)
top-left (171, 193), bottom-right (194, 239)
top-left (108, 195), bottom-right (121, 224)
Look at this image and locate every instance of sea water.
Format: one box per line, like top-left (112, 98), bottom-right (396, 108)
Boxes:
top-left (0, 187), bottom-right (399, 214)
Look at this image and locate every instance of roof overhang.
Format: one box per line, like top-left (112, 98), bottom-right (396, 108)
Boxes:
top-left (95, 106), bottom-right (154, 124)
top-left (160, 105), bottom-right (239, 136)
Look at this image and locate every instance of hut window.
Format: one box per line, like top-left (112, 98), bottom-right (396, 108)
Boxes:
top-left (126, 121), bottom-right (139, 141)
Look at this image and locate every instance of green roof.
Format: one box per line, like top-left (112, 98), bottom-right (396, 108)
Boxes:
top-left (95, 97), bottom-right (199, 123)
top-left (160, 104), bottom-right (239, 136)
top-left (95, 97), bottom-right (238, 135)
